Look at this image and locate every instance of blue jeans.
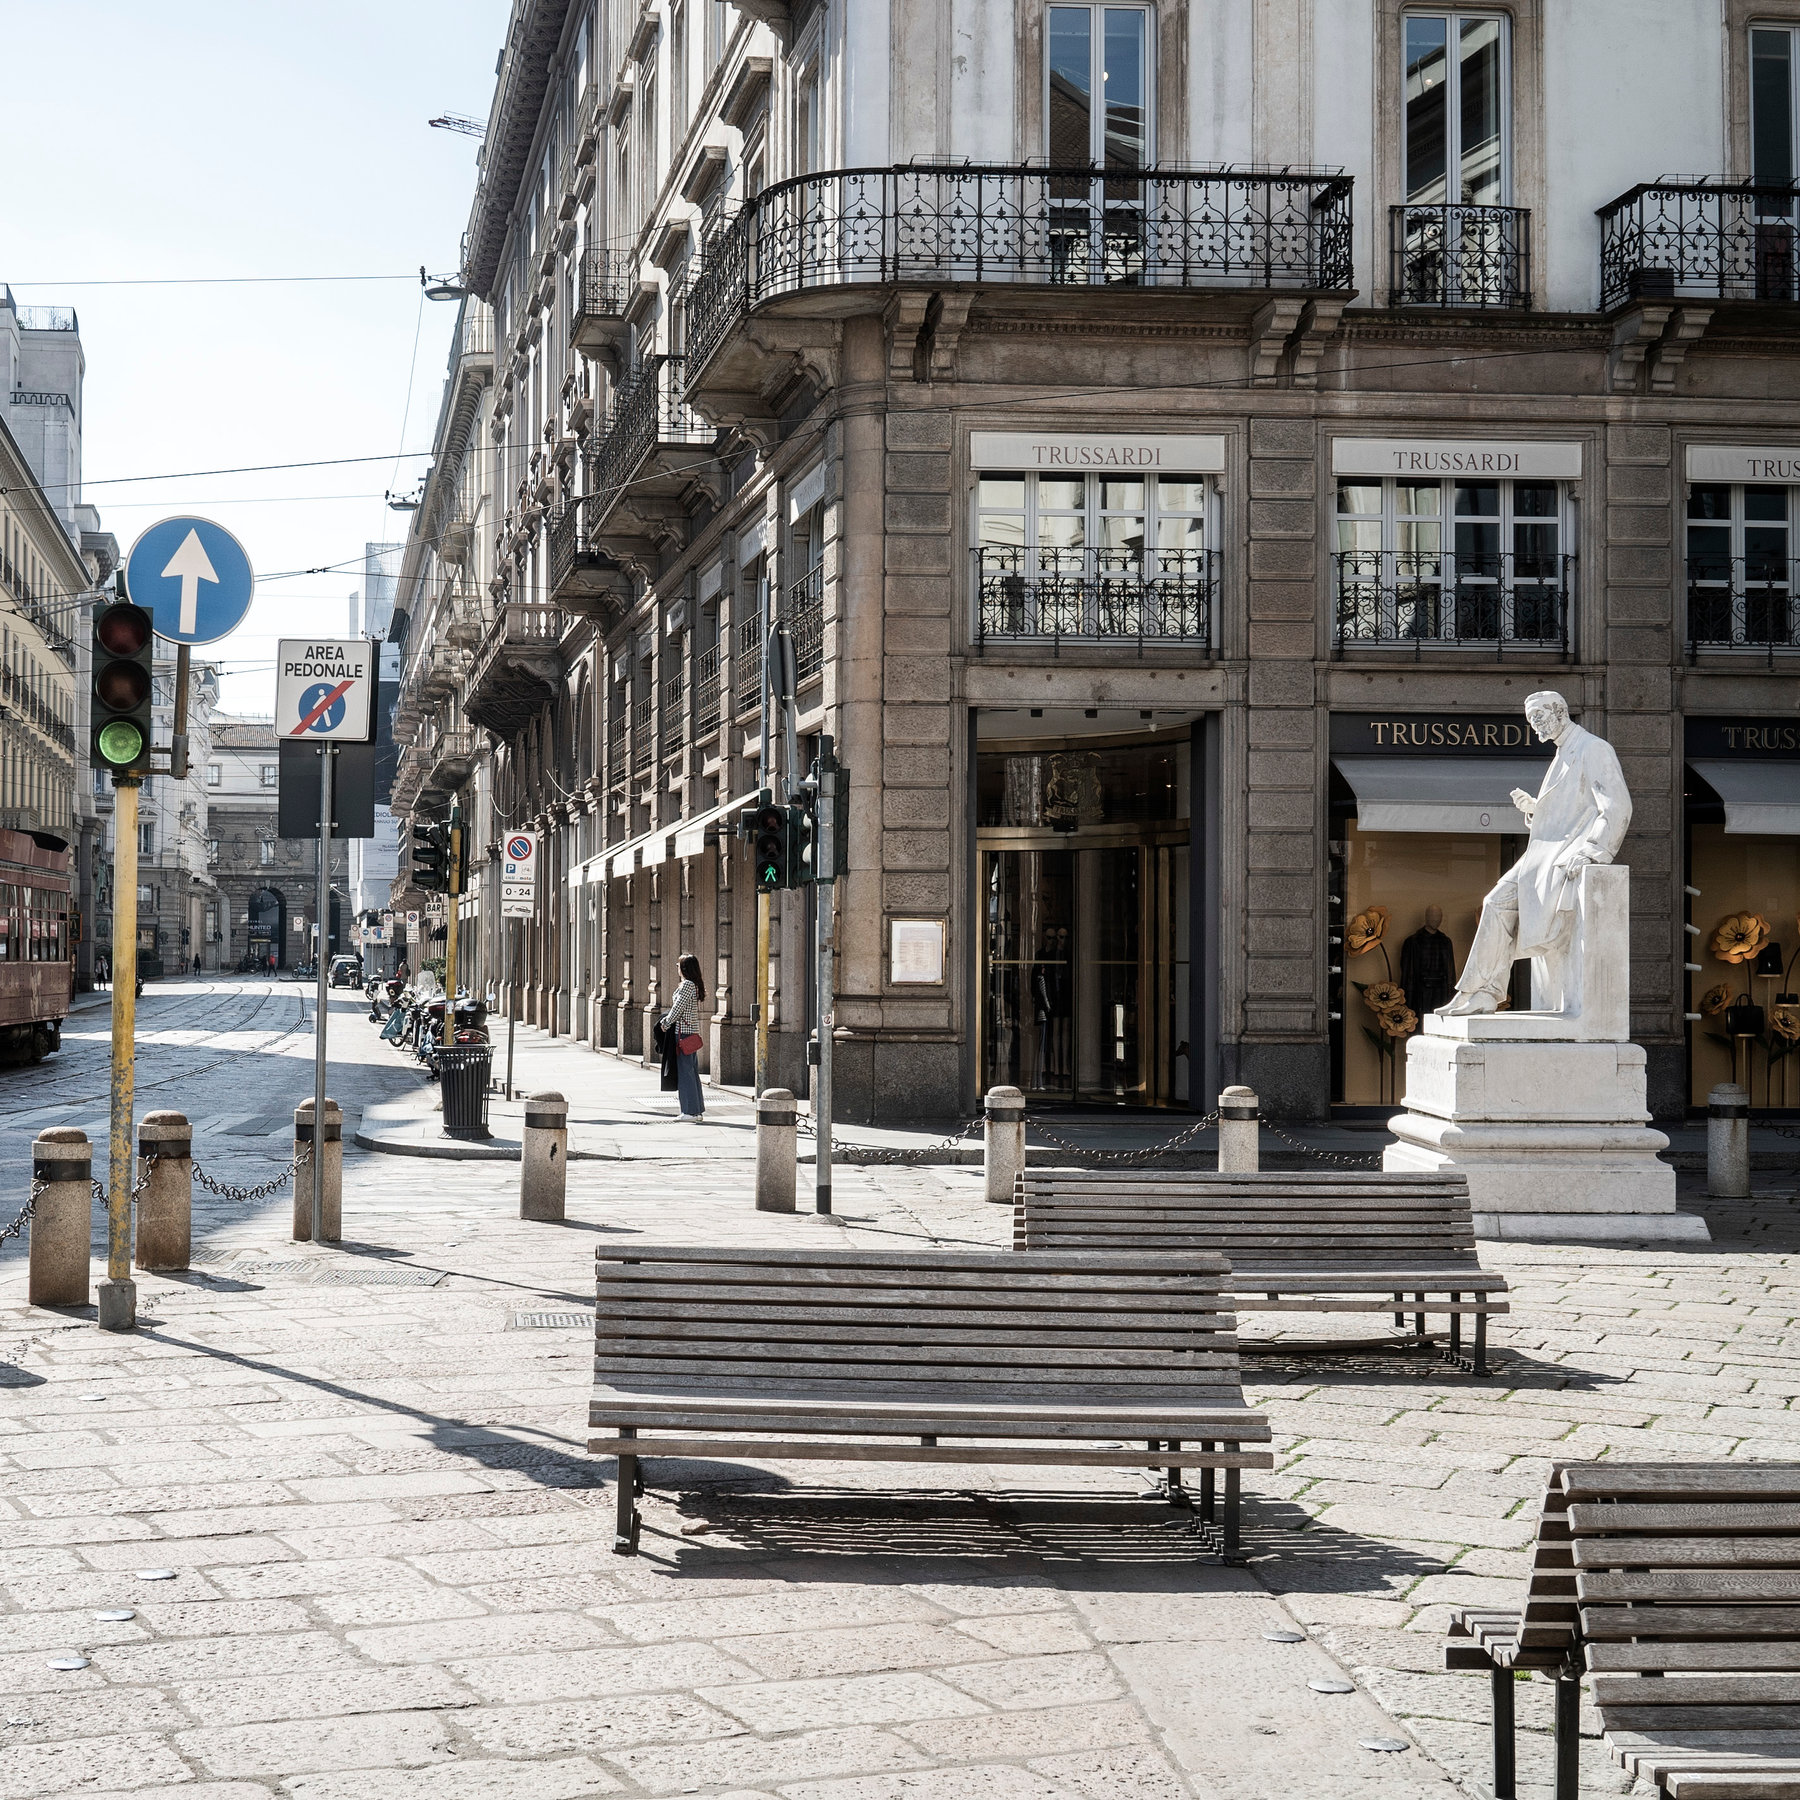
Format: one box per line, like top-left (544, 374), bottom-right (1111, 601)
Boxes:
top-left (676, 1048), bottom-right (704, 1117)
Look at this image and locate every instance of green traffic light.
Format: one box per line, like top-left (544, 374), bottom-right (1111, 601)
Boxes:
top-left (97, 720), bottom-right (145, 767)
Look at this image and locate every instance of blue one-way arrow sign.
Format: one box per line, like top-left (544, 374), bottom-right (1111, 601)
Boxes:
top-left (123, 516), bottom-right (255, 646)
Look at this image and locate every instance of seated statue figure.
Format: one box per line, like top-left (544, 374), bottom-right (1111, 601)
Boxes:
top-left (1438, 691), bottom-right (1632, 1018)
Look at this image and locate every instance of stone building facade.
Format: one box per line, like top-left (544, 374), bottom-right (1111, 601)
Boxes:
top-left (391, 0), bottom-right (1800, 1122)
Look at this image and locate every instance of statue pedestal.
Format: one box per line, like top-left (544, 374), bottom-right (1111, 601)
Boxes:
top-left (1385, 1032), bottom-right (1706, 1241)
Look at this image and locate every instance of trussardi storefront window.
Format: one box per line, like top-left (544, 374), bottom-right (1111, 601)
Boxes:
top-left (1684, 717), bottom-right (1800, 1113)
top-left (1328, 713), bottom-right (1552, 1110)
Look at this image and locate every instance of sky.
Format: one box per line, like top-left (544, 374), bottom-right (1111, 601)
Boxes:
top-left (2, 0), bottom-right (510, 715)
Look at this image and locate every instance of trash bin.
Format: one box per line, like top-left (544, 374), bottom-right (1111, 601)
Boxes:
top-left (438, 1043), bottom-right (494, 1140)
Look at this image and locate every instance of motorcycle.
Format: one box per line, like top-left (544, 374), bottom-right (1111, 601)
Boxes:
top-left (411, 993), bottom-right (489, 1073)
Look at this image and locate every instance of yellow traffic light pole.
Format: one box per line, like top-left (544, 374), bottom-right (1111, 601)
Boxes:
top-left (98, 775), bottom-right (139, 1331)
top-left (441, 810), bottom-right (462, 1049)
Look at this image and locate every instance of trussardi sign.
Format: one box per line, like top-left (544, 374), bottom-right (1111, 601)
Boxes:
top-left (1331, 438), bottom-right (1583, 479)
top-left (1329, 713), bottom-right (1557, 757)
top-left (1685, 445), bottom-right (1800, 482)
top-left (1685, 717), bottom-right (1800, 759)
top-left (970, 431), bottom-right (1226, 472)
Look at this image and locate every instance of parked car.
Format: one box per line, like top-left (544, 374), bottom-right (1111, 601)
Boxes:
top-left (328, 955), bottom-right (363, 989)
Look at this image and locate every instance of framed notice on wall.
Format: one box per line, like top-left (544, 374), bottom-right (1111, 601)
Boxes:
top-left (889, 918), bottom-right (946, 985)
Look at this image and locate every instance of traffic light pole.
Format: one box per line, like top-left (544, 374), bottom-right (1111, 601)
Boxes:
top-left (754, 577), bottom-right (771, 1096)
top-left (312, 745), bottom-right (333, 1244)
top-left (98, 775), bottom-right (139, 1331)
top-left (441, 807), bottom-right (462, 1050)
top-left (814, 747), bottom-right (837, 1216)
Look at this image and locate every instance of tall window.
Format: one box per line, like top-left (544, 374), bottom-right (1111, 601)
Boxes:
top-left (1687, 484), bottom-right (1799, 649)
top-left (670, 1), bottom-right (689, 146)
top-left (797, 57), bottom-right (824, 174)
top-left (1753, 28), bottom-right (1798, 196)
top-left (1335, 476), bottom-right (1567, 645)
top-left (1047, 6), bottom-right (1148, 166)
top-left (259, 764), bottom-right (278, 788)
top-left (1404, 13), bottom-right (1506, 206)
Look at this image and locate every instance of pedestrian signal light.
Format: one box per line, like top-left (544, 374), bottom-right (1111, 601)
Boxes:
top-left (410, 820), bottom-right (448, 893)
top-left (752, 801), bottom-right (788, 891)
top-left (90, 600), bottom-right (155, 773)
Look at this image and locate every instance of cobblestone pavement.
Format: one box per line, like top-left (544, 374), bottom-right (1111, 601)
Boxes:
top-left (1, 1013), bottom-right (1796, 1798)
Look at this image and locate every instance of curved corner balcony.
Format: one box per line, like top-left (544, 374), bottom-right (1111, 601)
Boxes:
top-left (686, 162), bottom-right (1355, 383)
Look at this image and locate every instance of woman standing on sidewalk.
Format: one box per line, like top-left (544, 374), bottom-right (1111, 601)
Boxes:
top-left (662, 954), bottom-right (707, 1124)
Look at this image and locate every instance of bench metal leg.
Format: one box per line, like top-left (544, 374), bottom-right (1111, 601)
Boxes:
top-left (1414, 1293), bottom-right (1428, 1341)
top-left (613, 1429), bottom-right (641, 1557)
top-left (1553, 1673), bottom-right (1580, 1800)
top-left (1221, 1466), bottom-right (1241, 1563)
top-left (1473, 1311), bottom-right (1488, 1378)
top-left (1394, 1292), bottom-right (1406, 1328)
top-left (1199, 1444), bottom-right (1215, 1525)
top-left (1165, 1439), bottom-right (1185, 1501)
top-left (1449, 1299), bottom-right (1463, 1362)
top-left (1491, 1665), bottom-right (1516, 1799)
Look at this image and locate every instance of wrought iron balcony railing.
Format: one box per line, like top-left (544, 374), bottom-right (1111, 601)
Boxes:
top-left (733, 615), bottom-right (764, 719)
top-left (973, 547), bottom-right (1217, 651)
top-left (549, 496), bottom-right (584, 595)
top-left (590, 354), bottom-right (711, 503)
top-left (1599, 179), bottom-right (1800, 310)
top-left (1389, 204), bottom-right (1531, 308)
top-left (660, 671), bottom-right (686, 758)
top-left (1334, 551), bottom-right (1574, 657)
top-left (695, 644), bottom-right (722, 735)
top-left (570, 247), bottom-right (632, 344)
top-left (1687, 557), bottom-right (1800, 660)
top-left (689, 163), bottom-right (1355, 378)
top-left (786, 565), bottom-right (824, 682)
top-left (631, 695), bottom-right (654, 776)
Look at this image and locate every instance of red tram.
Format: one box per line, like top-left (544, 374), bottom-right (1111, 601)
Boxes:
top-left (0, 826), bottom-right (72, 1063)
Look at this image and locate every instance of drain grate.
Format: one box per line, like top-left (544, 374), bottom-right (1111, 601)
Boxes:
top-left (192, 1257), bottom-right (446, 1288)
top-left (508, 1311), bottom-right (590, 1330)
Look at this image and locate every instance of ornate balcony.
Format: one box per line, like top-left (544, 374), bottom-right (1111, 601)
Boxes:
top-left (973, 548), bottom-right (1217, 653)
top-left (570, 248), bottom-right (633, 369)
top-left (1600, 179), bottom-right (1800, 310)
top-left (1687, 557), bottom-right (1800, 661)
top-left (587, 355), bottom-right (715, 554)
top-left (1388, 204), bottom-right (1531, 309)
top-left (1333, 551), bottom-right (1574, 658)
top-left (786, 565), bottom-right (824, 682)
top-left (660, 670), bottom-right (686, 759)
top-left (734, 614), bottom-right (764, 719)
top-left (548, 495), bottom-right (631, 624)
top-left (687, 163), bottom-right (1356, 386)
top-left (695, 644), bottom-right (722, 736)
top-left (631, 695), bottom-right (654, 777)
top-left (463, 602), bottom-right (564, 737)
top-left (424, 727), bottom-right (476, 797)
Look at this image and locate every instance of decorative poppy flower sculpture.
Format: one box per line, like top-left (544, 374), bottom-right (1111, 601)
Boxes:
top-left (1380, 1006), bottom-right (1420, 1038)
top-left (1712, 913), bottom-right (1771, 965)
top-left (1773, 1004), bottom-right (1800, 1044)
top-left (1346, 906), bottom-right (1388, 956)
top-left (1699, 983), bottom-right (1733, 1017)
top-left (1362, 980), bottom-right (1406, 1014)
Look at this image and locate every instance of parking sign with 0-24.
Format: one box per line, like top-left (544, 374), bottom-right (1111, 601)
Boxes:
top-left (502, 831), bottom-right (539, 911)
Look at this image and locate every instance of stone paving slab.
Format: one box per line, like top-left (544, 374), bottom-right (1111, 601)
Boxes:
top-left (4, 1000), bottom-right (1799, 1796)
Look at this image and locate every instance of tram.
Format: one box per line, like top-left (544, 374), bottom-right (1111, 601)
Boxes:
top-left (0, 826), bottom-right (72, 1063)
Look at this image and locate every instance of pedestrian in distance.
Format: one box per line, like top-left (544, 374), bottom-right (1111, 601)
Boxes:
top-left (661, 953), bottom-right (707, 1123)
top-left (192, 953), bottom-right (201, 976)
top-left (266, 949), bottom-right (276, 976)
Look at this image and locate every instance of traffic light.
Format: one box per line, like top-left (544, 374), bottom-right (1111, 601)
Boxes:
top-left (90, 598), bottom-right (154, 773)
top-left (410, 819), bottom-right (448, 892)
top-left (793, 792), bottom-right (819, 885)
top-left (448, 816), bottom-right (468, 896)
top-left (751, 799), bottom-right (789, 891)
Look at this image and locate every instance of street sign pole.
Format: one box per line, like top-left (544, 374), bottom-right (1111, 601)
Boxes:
top-left (98, 776), bottom-right (140, 1332)
top-left (815, 740), bottom-right (837, 1217)
top-left (754, 576), bottom-right (771, 1096)
top-left (169, 645), bottom-right (192, 780)
top-left (312, 745), bottom-right (333, 1244)
top-left (505, 919), bottom-right (516, 1100)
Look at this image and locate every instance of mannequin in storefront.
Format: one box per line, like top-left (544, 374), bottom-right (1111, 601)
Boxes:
top-left (1437, 691), bottom-right (1632, 1020)
top-left (1400, 905), bottom-right (1458, 1017)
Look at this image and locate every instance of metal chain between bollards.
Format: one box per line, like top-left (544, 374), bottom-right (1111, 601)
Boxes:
top-left (794, 1113), bottom-right (987, 1166)
top-left (191, 1144), bottom-right (312, 1204)
top-left (1028, 1110), bottom-right (1221, 1165)
top-left (0, 1179), bottom-right (42, 1246)
top-left (1259, 1118), bottom-right (1385, 1168)
top-left (90, 1156), bottom-right (161, 1210)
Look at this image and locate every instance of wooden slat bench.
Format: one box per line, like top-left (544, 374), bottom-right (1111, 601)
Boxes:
top-left (1014, 1168), bottom-right (1508, 1374)
top-left (1573, 1462), bottom-right (1800, 1800)
top-left (588, 1244), bottom-right (1273, 1559)
top-left (1446, 1463), bottom-right (1800, 1799)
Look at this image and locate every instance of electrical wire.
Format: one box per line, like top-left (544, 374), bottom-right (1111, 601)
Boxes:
top-left (7, 274), bottom-right (423, 287)
top-left (1, 450), bottom-right (434, 499)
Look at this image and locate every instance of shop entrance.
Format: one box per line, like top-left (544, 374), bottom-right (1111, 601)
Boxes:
top-left (976, 736), bottom-right (1191, 1109)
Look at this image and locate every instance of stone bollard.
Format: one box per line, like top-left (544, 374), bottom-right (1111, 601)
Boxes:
top-left (291, 1098), bottom-right (343, 1244)
top-left (521, 1091), bottom-right (569, 1222)
top-left (1218, 1085), bottom-right (1261, 1173)
top-left (135, 1111), bottom-right (193, 1272)
top-left (28, 1128), bottom-right (92, 1308)
top-left (756, 1088), bottom-right (797, 1214)
top-left (984, 1086), bottom-right (1027, 1206)
top-left (1707, 1082), bottom-right (1750, 1199)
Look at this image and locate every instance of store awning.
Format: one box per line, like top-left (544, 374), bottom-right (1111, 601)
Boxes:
top-left (1335, 756), bottom-right (1550, 833)
top-left (1690, 760), bottom-right (1800, 835)
top-left (598, 826), bottom-right (662, 881)
top-left (672, 792), bottom-right (754, 860)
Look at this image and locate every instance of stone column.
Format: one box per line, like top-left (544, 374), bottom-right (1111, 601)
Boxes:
top-left (756, 1088), bottom-right (797, 1213)
top-left (1218, 1086), bottom-right (1261, 1172)
top-left (135, 1110), bottom-right (192, 1272)
top-left (983, 1086), bottom-right (1025, 1206)
top-left (28, 1127), bottom-right (91, 1308)
top-left (291, 1098), bottom-right (342, 1244)
top-left (1707, 1082), bottom-right (1750, 1198)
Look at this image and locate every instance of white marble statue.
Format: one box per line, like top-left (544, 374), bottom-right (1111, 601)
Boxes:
top-left (1438, 691), bottom-right (1632, 1018)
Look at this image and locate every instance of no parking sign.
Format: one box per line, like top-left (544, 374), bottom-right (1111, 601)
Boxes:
top-left (502, 832), bottom-right (538, 919)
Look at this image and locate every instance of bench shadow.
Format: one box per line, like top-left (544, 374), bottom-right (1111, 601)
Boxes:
top-left (1236, 1342), bottom-right (1623, 1391)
